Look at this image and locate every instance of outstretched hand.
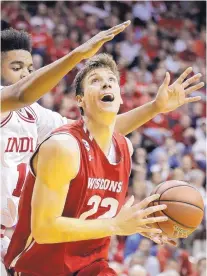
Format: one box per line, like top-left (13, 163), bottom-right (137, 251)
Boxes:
top-left (140, 230), bottom-right (178, 247)
top-left (154, 67), bottom-right (204, 113)
top-left (113, 194), bottom-right (169, 236)
top-left (76, 21), bottom-right (131, 59)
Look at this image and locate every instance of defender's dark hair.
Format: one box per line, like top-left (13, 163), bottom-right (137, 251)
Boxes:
top-left (1, 28), bottom-right (32, 53)
top-left (73, 53), bottom-right (119, 97)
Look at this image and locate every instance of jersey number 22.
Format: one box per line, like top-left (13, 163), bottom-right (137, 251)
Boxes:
top-left (80, 195), bottom-right (119, 219)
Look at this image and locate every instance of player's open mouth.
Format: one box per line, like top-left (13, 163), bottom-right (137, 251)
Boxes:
top-left (100, 94), bottom-right (115, 102)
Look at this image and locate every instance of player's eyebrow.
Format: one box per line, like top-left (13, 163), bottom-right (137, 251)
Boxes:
top-left (88, 71), bottom-right (116, 80)
top-left (10, 61), bottom-right (33, 67)
top-left (88, 72), bottom-right (98, 80)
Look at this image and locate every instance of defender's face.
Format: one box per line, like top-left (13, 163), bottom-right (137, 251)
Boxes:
top-left (79, 68), bottom-right (123, 117)
top-left (1, 50), bottom-right (34, 85)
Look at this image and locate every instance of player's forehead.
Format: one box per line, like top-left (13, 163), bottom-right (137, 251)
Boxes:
top-left (85, 67), bottom-right (116, 81)
top-left (3, 50), bottom-right (33, 67)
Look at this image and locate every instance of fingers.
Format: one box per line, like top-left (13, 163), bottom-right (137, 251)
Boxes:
top-left (166, 239), bottom-right (178, 247)
top-left (141, 215), bottom-right (168, 225)
top-left (184, 96), bottom-right (201, 104)
top-left (140, 204), bottom-right (167, 218)
top-left (99, 21), bottom-right (130, 43)
top-left (183, 73), bottom-right (202, 88)
top-left (102, 34), bottom-right (115, 42)
top-left (107, 20), bottom-right (131, 34)
top-left (124, 195), bottom-right (134, 208)
top-left (161, 72), bottom-right (171, 88)
top-left (176, 67), bottom-right (193, 84)
top-left (139, 227), bottom-right (162, 234)
top-left (136, 194), bottom-right (160, 210)
top-left (185, 82), bottom-right (205, 95)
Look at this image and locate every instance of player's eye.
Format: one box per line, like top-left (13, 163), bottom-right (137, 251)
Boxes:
top-left (91, 78), bottom-right (99, 84)
top-left (28, 68), bottom-right (34, 74)
top-left (109, 77), bottom-right (116, 82)
top-left (12, 67), bottom-right (21, 71)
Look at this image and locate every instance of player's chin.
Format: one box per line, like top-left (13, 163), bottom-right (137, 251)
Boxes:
top-left (98, 101), bottom-right (120, 114)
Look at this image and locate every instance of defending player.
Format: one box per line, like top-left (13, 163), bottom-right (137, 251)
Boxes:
top-left (4, 53), bottom-right (205, 276)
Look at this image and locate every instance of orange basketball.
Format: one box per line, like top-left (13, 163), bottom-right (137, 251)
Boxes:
top-left (149, 180), bottom-right (205, 239)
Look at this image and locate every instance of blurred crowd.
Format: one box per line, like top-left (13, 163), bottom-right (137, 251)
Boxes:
top-left (2, 1), bottom-right (206, 276)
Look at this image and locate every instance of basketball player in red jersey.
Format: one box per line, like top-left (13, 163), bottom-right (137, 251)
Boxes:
top-left (5, 51), bottom-right (205, 275)
top-left (4, 54), bottom-right (177, 275)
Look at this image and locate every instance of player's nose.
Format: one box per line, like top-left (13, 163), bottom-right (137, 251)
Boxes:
top-left (20, 68), bottom-right (30, 79)
top-left (102, 81), bottom-right (112, 90)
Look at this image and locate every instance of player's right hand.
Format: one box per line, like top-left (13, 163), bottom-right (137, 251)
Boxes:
top-left (75, 21), bottom-right (131, 59)
top-left (112, 194), bottom-right (168, 236)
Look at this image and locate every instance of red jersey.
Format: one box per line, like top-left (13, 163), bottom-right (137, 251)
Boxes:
top-left (5, 119), bottom-right (131, 275)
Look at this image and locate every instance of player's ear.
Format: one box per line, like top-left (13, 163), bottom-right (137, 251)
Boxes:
top-left (76, 95), bottom-right (85, 109)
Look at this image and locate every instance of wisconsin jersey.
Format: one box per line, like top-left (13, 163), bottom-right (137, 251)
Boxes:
top-left (1, 102), bottom-right (67, 227)
top-left (5, 119), bottom-right (131, 275)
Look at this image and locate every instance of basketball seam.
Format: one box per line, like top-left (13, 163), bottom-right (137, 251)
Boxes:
top-left (158, 184), bottom-right (200, 198)
top-left (152, 183), bottom-right (202, 235)
top-left (158, 185), bottom-right (204, 228)
top-left (161, 210), bottom-right (197, 229)
top-left (153, 200), bottom-right (204, 211)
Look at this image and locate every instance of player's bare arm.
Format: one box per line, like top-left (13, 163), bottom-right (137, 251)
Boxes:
top-left (115, 67), bottom-right (204, 135)
top-left (31, 135), bottom-right (168, 244)
top-left (1, 21), bottom-right (130, 113)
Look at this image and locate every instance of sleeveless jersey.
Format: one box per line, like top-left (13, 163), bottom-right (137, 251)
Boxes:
top-left (1, 102), bottom-right (67, 227)
top-left (5, 119), bottom-right (131, 275)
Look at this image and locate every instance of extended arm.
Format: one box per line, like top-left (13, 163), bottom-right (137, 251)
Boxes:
top-left (1, 21), bottom-right (130, 112)
top-left (115, 69), bottom-right (204, 135)
top-left (31, 135), bottom-right (115, 244)
top-left (115, 101), bottom-right (159, 135)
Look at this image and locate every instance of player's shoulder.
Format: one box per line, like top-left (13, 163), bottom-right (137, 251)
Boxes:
top-left (124, 136), bottom-right (133, 157)
top-left (38, 133), bottom-right (80, 178)
top-left (40, 133), bottom-right (80, 159)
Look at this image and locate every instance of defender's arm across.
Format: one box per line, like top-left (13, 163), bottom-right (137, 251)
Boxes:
top-left (1, 21), bottom-right (130, 113)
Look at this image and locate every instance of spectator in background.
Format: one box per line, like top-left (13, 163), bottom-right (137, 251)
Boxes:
top-left (32, 53), bottom-right (43, 70)
top-left (158, 259), bottom-right (180, 276)
top-left (157, 243), bottom-right (193, 276)
top-left (172, 115), bottom-right (192, 142)
top-left (131, 166), bottom-right (150, 201)
top-left (194, 255), bottom-right (207, 276)
top-left (150, 151), bottom-right (171, 181)
top-left (128, 264), bottom-right (147, 276)
top-left (188, 169), bottom-right (206, 200)
top-left (193, 118), bottom-right (206, 170)
top-left (180, 154), bottom-right (195, 181)
top-left (170, 168), bottom-right (185, 181)
top-left (30, 3), bottom-right (55, 32)
top-left (30, 19), bottom-right (53, 57)
top-left (126, 238), bottom-right (160, 276)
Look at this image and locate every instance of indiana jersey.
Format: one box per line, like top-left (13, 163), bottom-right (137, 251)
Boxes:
top-left (5, 119), bottom-right (131, 275)
top-left (1, 102), bottom-right (68, 227)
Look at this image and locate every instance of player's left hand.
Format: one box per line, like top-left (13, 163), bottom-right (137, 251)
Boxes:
top-left (140, 230), bottom-right (178, 246)
top-left (154, 67), bottom-right (204, 113)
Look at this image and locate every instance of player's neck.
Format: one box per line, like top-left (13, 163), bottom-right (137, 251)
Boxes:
top-left (83, 116), bottom-right (115, 156)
